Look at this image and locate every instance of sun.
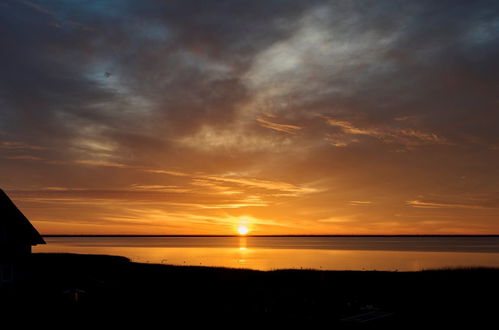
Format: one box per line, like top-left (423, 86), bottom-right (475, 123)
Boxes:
top-left (237, 225), bottom-right (249, 236)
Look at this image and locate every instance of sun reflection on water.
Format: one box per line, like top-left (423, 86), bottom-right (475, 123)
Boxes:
top-left (33, 237), bottom-right (499, 271)
top-left (238, 237), bottom-right (248, 264)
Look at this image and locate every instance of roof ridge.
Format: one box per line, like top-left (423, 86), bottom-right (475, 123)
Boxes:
top-left (0, 189), bottom-right (46, 245)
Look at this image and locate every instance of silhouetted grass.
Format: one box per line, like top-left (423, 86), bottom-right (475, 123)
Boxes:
top-left (1, 253), bottom-right (499, 327)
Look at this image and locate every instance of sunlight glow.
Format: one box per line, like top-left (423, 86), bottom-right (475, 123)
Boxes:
top-left (237, 225), bottom-right (249, 235)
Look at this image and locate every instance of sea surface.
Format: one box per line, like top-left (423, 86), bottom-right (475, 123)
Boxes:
top-left (34, 236), bottom-right (499, 271)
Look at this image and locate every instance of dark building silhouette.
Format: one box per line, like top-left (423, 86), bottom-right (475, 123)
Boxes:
top-left (0, 189), bottom-right (45, 283)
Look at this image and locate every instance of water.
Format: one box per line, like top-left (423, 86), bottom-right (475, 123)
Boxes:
top-left (34, 236), bottom-right (499, 271)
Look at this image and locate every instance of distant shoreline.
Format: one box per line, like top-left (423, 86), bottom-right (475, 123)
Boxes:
top-left (42, 234), bottom-right (499, 237)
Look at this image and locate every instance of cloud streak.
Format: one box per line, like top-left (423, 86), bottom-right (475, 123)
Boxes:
top-left (256, 118), bottom-right (302, 134)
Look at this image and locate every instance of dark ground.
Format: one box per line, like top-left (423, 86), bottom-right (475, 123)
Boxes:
top-left (1, 253), bottom-right (499, 328)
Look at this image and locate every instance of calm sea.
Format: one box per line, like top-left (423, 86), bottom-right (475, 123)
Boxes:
top-left (34, 236), bottom-right (499, 271)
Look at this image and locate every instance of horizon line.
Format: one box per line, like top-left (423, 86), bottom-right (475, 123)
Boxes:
top-left (41, 234), bottom-right (499, 237)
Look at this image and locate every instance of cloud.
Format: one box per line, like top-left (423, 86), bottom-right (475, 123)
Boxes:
top-left (0, 141), bottom-right (45, 150)
top-left (407, 200), bottom-right (481, 209)
top-left (324, 116), bottom-right (447, 147)
top-left (129, 184), bottom-right (191, 193)
top-left (4, 155), bottom-right (43, 161)
top-left (1, 0), bottom-right (499, 234)
top-left (177, 124), bottom-right (294, 152)
top-left (200, 175), bottom-right (317, 194)
top-left (144, 170), bottom-right (190, 177)
top-left (74, 160), bottom-right (131, 168)
top-left (17, 0), bottom-right (55, 17)
top-left (407, 197), bottom-right (499, 210)
top-left (256, 117), bottom-right (302, 134)
top-left (147, 167), bottom-right (318, 195)
top-left (317, 216), bottom-right (354, 223)
top-left (348, 201), bottom-right (373, 206)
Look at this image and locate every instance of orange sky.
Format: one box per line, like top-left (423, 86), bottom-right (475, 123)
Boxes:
top-left (7, 158), bottom-right (499, 235)
top-left (1, 0), bottom-right (499, 235)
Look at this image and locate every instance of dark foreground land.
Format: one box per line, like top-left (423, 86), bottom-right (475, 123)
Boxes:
top-left (2, 253), bottom-right (499, 328)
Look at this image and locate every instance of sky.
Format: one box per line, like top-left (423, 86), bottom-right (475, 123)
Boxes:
top-left (1, 0), bottom-right (499, 235)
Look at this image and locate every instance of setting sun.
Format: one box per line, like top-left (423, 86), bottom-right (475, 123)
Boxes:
top-left (237, 225), bottom-right (249, 236)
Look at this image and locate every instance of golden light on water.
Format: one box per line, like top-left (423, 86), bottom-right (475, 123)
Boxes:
top-left (237, 225), bottom-right (249, 235)
top-left (35, 237), bottom-right (499, 271)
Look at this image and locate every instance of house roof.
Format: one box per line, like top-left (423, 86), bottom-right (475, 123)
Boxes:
top-left (0, 189), bottom-right (45, 245)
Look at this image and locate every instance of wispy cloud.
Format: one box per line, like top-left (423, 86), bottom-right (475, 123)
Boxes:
top-left (74, 160), bottom-right (131, 168)
top-left (406, 199), bottom-right (499, 209)
top-left (317, 216), bottom-right (354, 223)
top-left (4, 155), bottom-right (42, 161)
top-left (17, 0), bottom-right (55, 17)
top-left (145, 168), bottom-right (318, 195)
top-left (144, 169), bottom-right (190, 177)
top-left (200, 175), bottom-right (316, 194)
top-left (256, 117), bottom-right (302, 134)
top-left (129, 184), bottom-right (191, 193)
top-left (0, 141), bottom-right (45, 150)
top-left (178, 125), bottom-right (293, 152)
top-left (348, 201), bottom-right (373, 206)
top-left (324, 116), bottom-right (447, 147)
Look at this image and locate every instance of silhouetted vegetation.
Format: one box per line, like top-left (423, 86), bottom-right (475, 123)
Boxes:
top-left (1, 253), bottom-right (498, 327)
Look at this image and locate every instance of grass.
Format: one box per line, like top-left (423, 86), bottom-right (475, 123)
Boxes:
top-left (1, 253), bottom-right (499, 327)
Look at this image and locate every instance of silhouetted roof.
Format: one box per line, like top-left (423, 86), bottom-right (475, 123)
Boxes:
top-left (0, 189), bottom-right (45, 245)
